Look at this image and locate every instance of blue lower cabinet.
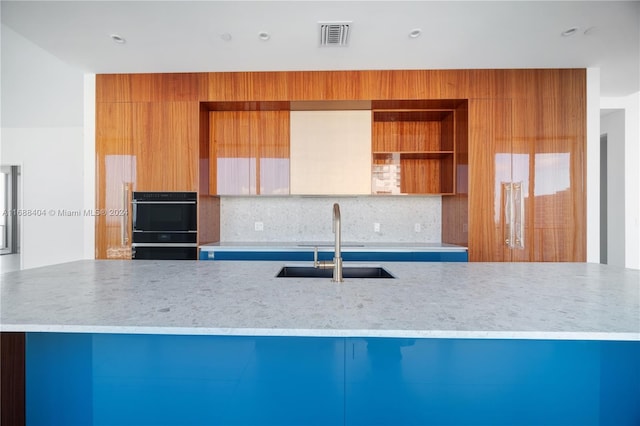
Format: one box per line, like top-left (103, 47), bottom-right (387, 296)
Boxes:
top-left (26, 333), bottom-right (93, 426)
top-left (345, 338), bottom-right (640, 426)
top-left (26, 334), bottom-right (639, 425)
top-left (28, 334), bottom-right (345, 426)
top-left (200, 250), bottom-right (468, 262)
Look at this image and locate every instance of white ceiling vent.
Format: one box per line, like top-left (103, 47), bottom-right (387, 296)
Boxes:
top-left (319, 22), bottom-right (351, 47)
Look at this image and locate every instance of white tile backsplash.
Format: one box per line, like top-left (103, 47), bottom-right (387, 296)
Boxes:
top-left (220, 196), bottom-right (441, 243)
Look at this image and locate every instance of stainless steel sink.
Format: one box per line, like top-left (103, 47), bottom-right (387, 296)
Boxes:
top-left (276, 265), bottom-right (394, 279)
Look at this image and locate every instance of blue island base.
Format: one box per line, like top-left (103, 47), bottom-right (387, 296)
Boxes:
top-left (27, 333), bottom-right (639, 425)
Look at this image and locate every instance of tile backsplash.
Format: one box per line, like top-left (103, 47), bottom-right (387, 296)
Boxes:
top-left (220, 196), bottom-right (441, 243)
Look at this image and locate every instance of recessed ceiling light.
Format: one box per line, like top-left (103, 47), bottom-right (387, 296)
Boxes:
top-left (258, 32), bottom-right (271, 41)
top-left (220, 33), bottom-right (232, 42)
top-left (561, 27), bottom-right (579, 37)
top-left (409, 29), bottom-right (422, 39)
top-left (110, 34), bottom-right (126, 44)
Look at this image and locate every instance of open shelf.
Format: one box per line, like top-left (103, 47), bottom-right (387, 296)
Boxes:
top-left (371, 105), bottom-right (459, 195)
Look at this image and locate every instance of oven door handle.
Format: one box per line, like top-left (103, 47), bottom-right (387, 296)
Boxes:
top-left (131, 200), bottom-right (197, 204)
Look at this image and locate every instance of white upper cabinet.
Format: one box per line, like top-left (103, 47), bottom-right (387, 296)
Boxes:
top-left (289, 110), bottom-right (372, 195)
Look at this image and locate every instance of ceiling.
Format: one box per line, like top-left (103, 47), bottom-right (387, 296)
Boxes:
top-left (2, 0), bottom-right (638, 97)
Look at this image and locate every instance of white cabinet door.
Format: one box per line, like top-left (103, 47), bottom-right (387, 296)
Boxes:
top-left (290, 110), bottom-right (371, 195)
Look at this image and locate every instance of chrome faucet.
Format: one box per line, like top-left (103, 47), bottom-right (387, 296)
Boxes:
top-left (313, 203), bottom-right (343, 282)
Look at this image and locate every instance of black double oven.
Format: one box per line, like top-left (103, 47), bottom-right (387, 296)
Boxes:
top-left (131, 192), bottom-right (198, 260)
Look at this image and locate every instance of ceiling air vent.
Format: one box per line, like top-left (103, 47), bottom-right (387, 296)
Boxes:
top-left (319, 22), bottom-right (351, 47)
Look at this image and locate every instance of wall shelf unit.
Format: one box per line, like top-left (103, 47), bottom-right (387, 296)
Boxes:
top-left (371, 101), bottom-right (463, 195)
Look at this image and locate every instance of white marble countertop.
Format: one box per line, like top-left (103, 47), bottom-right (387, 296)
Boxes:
top-left (200, 241), bottom-right (467, 252)
top-left (1, 260), bottom-right (638, 340)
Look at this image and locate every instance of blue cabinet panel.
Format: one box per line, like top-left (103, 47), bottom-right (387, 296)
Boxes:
top-left (26, 334), bottom-right (639, 425)
top-left (200, 250), bottom-right (468, 262)
top-left (345, 338), bottom-right (638, 426)
top-left (599, 341), bottom-right (640, 425)
top-left (26, 333), bottom-right (93, 426)
top-left (28, 334), bottom-right (344, 426)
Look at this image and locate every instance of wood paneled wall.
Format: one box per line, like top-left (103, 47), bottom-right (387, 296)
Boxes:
top-left (97, 69), bottom-right (585, 104)
top-left (96, 68), bottom-right (586, 261)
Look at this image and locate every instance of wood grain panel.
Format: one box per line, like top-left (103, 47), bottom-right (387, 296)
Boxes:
top-left (210, 110), bottom-right (289, 195)
top-left (198, 195), bottom-right (220, 244)
top-left (207, 70), bottom-right (472, 102)
top-left (467, 69), bottom-right (510, 99)
top-left (199, 104), bottom-right (211, 195)
top-left (97, 73), bottom-right (205, 102)
top-left (95, 102), bottom-right (135, 259)
top-left (254, 110), bottom-right (290, 195)
top-left (467, 69), bottom-right (588, 100)
top-left (1, 332), bottom-right (25, 426)
top-left (97, 68), bottom-right (586, 262)
top-left (98, 69), bottom-right (588, 103)
top-left (133, 102), bottom-right (199, 192)
top-left (442, 101), bottom-right (469, 246)
top-left (509, 101), bottom-right (535, 262)
top-left (288, 71), bottom-right (366, 100)
top-left (96, 74), bottom-right (132, 103)
top-left (209, 111), bottom-right (253, 195)
top-left (530, 96), bottom-right (586, 261)
top-left (372, 100), bottom-right (464, 110)
top-left (468, 98), bottom-right (513, 262)
top-left (400, 157), bottom-right (452, 194)
top-left (359, 70), bottom-right (468, 99)
top-left (208, 72), bottom-right (290, 101)
top-left (372, 120), bottom-right (443, 152)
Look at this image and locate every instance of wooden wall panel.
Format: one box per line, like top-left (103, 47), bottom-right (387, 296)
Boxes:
top-left (532, 96), bottom-right (586, 261)
top-left (468, 99), bottom-right (513, 262)
top-left (199, 105), bottom-right (211, 195)
top-left (95, 102), bottom-right (135, 259)
top-left (208, 72), bottom-right (290, 102)
top-left (208, 69), bottom-right (473, 102)
top-left (372, 121), bottom-right (442, 152)
top-left (465, 69), bottom-right (587, 100)
top-left (134, 102), bottom-right (199, 192)
top-left (210, 110), bottom-right (290, 195)
top-left (198, 195), bottom-right (220, 245)
top-left (98, 69), bottom-right (586, 103)
top-left (254, 111), bottom-right (290, 195)
top-left (97, 68), bottom-right (586, 261)
top-left (441, 101), bottom-right (468, 246)
top-left (288, 71), bottom-right (368, 101)
top-left (97, 73), bottom-right (206, 102)
top-left (467, 69), bottom-right (510, 100)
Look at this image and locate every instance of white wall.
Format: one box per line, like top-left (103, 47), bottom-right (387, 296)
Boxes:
top-left (601, 110), bottom-right (626, 267)
top-left (601, 94), bottom-right (640, 270)
top-left (586, 68), bottom-right (601, 264)
top-left (1, 24), bottom-right (87, 269)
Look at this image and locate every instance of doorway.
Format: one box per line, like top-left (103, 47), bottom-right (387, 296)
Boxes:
top-left (1, 165), bottom-right (21, 271)
top-left (600, 109), bottom-right (626, 267)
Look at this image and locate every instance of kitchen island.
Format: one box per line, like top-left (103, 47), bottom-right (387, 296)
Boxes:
top-left (1, 260), bottom-right (639, 425)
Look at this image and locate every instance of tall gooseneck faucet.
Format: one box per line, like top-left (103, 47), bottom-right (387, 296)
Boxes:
top-left (314, 203), bottom-right (343, 282)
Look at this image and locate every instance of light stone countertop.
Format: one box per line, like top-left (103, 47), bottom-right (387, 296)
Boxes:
top-left (200, 242), bottom-right (467, 252)
top-left (1, 260), bottom-right (638, 341)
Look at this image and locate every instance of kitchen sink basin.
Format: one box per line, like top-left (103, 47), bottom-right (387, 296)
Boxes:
top-left (276, 266), bottom-right (395, 279)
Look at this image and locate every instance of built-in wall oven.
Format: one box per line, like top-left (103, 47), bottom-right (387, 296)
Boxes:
top-left (131, 192), bottom-right (198, 260)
